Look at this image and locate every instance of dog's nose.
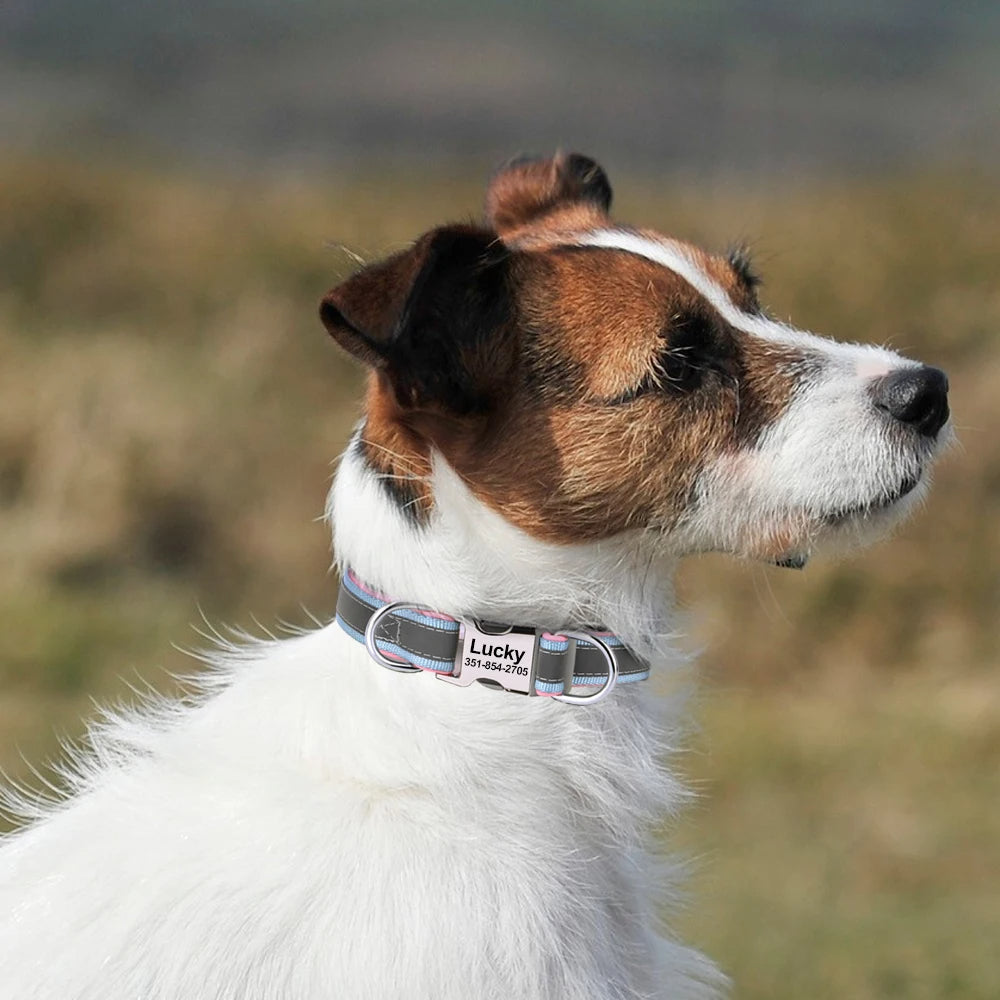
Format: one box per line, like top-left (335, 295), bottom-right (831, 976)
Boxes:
top-left (871, 365), bottom-right (950, 437)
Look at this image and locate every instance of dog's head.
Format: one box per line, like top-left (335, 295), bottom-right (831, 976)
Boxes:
top-left (321, 153), bottom-right (950, 568)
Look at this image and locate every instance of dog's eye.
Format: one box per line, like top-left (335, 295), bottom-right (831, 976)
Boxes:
top-left (608, 349), bottom-right (702, 405)
top-left (658, 350), bottom-right (700, 390)
top-left (663, 313), bottom-right (721, 385)
top-left (668, 314), bottom-right (715, 355)
top-left (655, 314), bottom-right (715, 390)
top-left (606, 314), bottom-right (715, 405)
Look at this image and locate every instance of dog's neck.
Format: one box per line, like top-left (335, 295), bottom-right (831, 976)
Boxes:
top-left (328, 426), bottom-right (680, 664)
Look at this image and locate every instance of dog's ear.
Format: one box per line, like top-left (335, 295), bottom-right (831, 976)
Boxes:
top-left (320, 225), bottom-right (512, 414)
top-left (485, 151), bottom-right (613, 238)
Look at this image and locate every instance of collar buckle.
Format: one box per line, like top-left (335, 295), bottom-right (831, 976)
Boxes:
top-left (438, 619), bottom-right (538, 695)
top-left (437, 621), bottom-right (619, 704)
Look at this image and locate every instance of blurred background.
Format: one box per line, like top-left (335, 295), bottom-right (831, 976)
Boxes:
top-left (1, 2), bottom-right (998, 996)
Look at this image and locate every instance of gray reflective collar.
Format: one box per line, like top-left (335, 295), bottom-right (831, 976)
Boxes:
top-left (336, 570), bottom-right (649, 704)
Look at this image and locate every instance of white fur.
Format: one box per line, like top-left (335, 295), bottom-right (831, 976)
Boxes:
top-left (0, 439), bottom-right (723, 1000)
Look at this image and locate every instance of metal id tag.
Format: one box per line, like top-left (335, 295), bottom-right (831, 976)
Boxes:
top-left (437, 620), bottom-right (537, 694)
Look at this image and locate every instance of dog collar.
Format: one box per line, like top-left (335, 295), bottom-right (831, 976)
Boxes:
top-left (336, 570), bottom-right (649, 705)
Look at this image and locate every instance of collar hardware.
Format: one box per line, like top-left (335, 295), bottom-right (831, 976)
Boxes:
top-left (337, 570), bottom-right (647, 705)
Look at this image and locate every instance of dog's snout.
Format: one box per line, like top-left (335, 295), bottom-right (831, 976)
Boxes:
top-left (871, 365), bottom-right (950, 437)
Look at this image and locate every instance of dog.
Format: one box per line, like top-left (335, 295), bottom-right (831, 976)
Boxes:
top-left (0, 153), bottom-right (950, 999)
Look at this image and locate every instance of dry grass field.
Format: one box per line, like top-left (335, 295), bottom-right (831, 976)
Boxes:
top-left (1, 156), bottom-right (997, 997)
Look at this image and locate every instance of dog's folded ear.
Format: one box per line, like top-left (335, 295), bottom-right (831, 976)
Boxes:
top-left (320, 225), bottom-right (512, 415)
top-left (485, 151), bottom-right (613, 238)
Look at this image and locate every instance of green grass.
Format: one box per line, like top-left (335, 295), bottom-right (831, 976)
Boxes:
top-left (1, 155), bottom-right (998, 996)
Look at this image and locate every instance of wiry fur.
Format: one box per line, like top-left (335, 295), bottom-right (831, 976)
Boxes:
top-left (0, 152), bottom-right (949, 999)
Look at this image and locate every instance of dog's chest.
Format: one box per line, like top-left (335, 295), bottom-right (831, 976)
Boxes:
top-left (0, 631), bottom-right (708, 999)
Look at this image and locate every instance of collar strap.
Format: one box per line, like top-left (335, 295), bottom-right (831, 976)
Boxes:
top-left (336, 570), bottom-right (649, 705)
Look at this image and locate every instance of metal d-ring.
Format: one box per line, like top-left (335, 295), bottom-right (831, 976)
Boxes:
top-left (553, 631), bottom-right (619, 705)
top-left (363, 601), bottom-right (424, 673)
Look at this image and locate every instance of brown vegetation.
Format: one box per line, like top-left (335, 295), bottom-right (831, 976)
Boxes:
top-left (1, 157), bottom-right (997, 997)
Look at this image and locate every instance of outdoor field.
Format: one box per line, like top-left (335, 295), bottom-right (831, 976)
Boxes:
top-left (1, 157), bottom-right (997, 998)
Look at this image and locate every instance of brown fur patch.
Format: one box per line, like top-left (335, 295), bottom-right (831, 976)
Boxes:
top-left (357, 375), bottom-right (436, 522)
top-left (485, 153), bottom-right (612, 242)
top-left (320, 242), bottom-right (428, 367)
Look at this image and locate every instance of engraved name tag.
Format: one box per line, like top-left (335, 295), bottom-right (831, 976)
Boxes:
top-left (452, 621), bottom-right (537, 694)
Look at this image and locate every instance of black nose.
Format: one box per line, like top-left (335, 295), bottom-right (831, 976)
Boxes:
top-left (872, 365), bottom-right (950, 437)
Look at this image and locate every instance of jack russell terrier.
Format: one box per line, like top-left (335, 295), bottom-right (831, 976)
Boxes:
top-left (0, 153), bottom-right (950, 999)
